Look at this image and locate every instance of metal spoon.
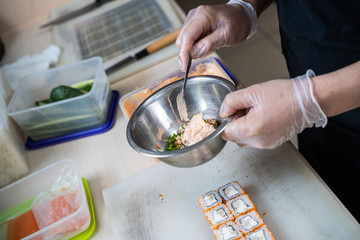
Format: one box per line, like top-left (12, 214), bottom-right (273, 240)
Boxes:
top-left (177, 53), bottom-right (192, 122)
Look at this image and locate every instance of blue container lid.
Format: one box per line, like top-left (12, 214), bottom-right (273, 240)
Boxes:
top-left (214, 58), bottom-right (237, 85)
top-left (26, 90), bottom-right (119, 150)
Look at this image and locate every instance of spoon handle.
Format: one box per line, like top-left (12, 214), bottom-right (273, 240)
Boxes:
top-left (182, 54), bottom-right (192, 91)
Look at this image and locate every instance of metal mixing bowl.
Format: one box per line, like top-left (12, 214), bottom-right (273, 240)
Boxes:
top-left (126, 75), bottom-right (236, 168)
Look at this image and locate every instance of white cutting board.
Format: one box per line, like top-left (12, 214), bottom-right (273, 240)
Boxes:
top-left (102, 142), bottom-right (360, 240)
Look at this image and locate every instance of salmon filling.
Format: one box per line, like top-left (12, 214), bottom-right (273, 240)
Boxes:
top-left (165, 113), bottom-right (218, 151)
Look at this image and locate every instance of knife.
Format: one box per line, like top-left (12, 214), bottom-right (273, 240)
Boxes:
top-left (105, 27), bottom-right (181, 75)
top-left (40, 0), bottom-right (114, 28)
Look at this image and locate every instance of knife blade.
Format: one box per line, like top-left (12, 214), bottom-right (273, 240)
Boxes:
top-left (105, 27), bottom-right (181, 75)
top-left (40, 0), bottom-right (113, 28)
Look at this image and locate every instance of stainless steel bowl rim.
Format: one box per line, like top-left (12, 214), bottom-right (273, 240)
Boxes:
top-left (126, 75), bottom-right (236, 158)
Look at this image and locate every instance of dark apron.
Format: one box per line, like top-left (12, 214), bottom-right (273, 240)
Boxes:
top-left (277, 0), bottom-right (360, 222)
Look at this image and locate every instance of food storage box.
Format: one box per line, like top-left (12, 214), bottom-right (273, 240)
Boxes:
top-left (0, 126), bottom-right (28, 188)
top-left (0, 159), bottom-right (91, 240)
top-left (7, 57), bottom-right (111, 141)
top-left (0, 73), bottom-right (28, 188)
top-left (119, 57), bottom-right (236, 120)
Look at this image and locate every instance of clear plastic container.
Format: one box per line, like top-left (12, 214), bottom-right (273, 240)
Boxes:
top-left (0, 159), bottom-right (91, 240)
top-left (119, 57), bottom-right (235, 120)
top-left (7, 57), bottom-right (111, 141)
top-left (0, 128), bottom-right (28, 188)
top-left (0, 73), bottom-right (28, 188)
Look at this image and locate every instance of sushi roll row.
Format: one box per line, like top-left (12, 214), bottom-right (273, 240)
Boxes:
top-left (198, 181), bottom-right (275, 240)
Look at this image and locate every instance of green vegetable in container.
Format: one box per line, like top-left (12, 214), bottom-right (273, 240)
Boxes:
top-left (35, 99), bottom-right (52, 106)
top-left (27, 78), bottom-right (110, 141)
top-left (71, 79), bottom-right (94, 92)
top-left (35, 79), bottom-right (94, 106)
top-left (50, 85), bottom-right (84, 102)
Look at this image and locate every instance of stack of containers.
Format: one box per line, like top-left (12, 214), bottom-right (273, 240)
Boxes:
top-left (198, 181), bottom-right (275, 240)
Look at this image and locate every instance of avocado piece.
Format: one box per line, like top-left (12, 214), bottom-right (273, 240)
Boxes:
top-left (35, 99), bottom-right (52, 106)
top-left (50, 85), bottom-right (84, 102)
top-left (71, 79), bottom-right (94, 92)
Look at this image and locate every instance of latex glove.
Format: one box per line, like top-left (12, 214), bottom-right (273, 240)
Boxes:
top-left (220, 70), bottom-right (328, 149)
top-left (176, 0), bottom-right (258, 71)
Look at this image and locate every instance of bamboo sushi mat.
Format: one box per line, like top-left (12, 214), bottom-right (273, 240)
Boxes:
top-left (74, 0), bottom-right (172, 61)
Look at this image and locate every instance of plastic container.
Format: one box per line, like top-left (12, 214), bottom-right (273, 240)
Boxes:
top-left (119, 57), bottom-right (236, 120)
top-left (7, 57), bottom-right (111, 141)
top-left (25, 90), bottom-right (120, 150)
top-left (0, 126), bottom-right (28, 188)
top-left (0, 72), bottom-right (28, 188)
top-left (0, 159), bottom-right (91, 240)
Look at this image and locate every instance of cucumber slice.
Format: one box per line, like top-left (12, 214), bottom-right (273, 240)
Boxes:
top-left (71, 79), bottom-right (94, 92)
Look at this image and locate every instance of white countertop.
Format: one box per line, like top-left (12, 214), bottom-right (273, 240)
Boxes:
top-left (26, 55), bottom-right (360, 239)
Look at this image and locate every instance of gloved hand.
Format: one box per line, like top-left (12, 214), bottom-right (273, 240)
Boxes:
top-left (220, 70), bottom-right (328, 149)
top-left (176, 0), bottom-right (258, 71)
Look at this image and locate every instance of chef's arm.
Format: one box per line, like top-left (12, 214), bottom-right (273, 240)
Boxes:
top-left (240, 0), bottom-right (274, 17)
top-left (312, 61), bottom-right (360, 117)
top-left (219, 62), bottom-right (360, 149)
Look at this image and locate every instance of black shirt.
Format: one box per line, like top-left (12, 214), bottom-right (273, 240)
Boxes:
top-left (277, 0), bottom-right (360, 222)
top-left (277, 0), bottom-right (360, 76)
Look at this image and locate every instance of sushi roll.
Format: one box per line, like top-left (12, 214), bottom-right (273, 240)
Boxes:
top-left (226, 194), bottom-right (256, 217)
top-left (234, 210), bottom-right (264, 235)
top-left (205, 204), bottom-right (234, 229)
top-left (198, 190), bottom-right (223, 212)
top-left (218, 181), bottom-right (245, 202)
top-left (245, 225), bottom-right (275, 240)
top-left (214, 222), bottom-right (245, 240)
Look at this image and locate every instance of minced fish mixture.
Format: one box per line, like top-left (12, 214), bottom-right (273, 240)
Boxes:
top-left (165, 113), bottom-right (218, 151)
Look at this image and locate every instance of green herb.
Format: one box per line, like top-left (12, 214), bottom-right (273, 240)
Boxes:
top-left (163, 115), bottom-right (218, 151)
top-left (165, 132), bottom-right (182, 151)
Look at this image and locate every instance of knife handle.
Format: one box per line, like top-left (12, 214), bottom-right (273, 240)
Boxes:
top-left (146, 28), bottom-right (181, 54)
